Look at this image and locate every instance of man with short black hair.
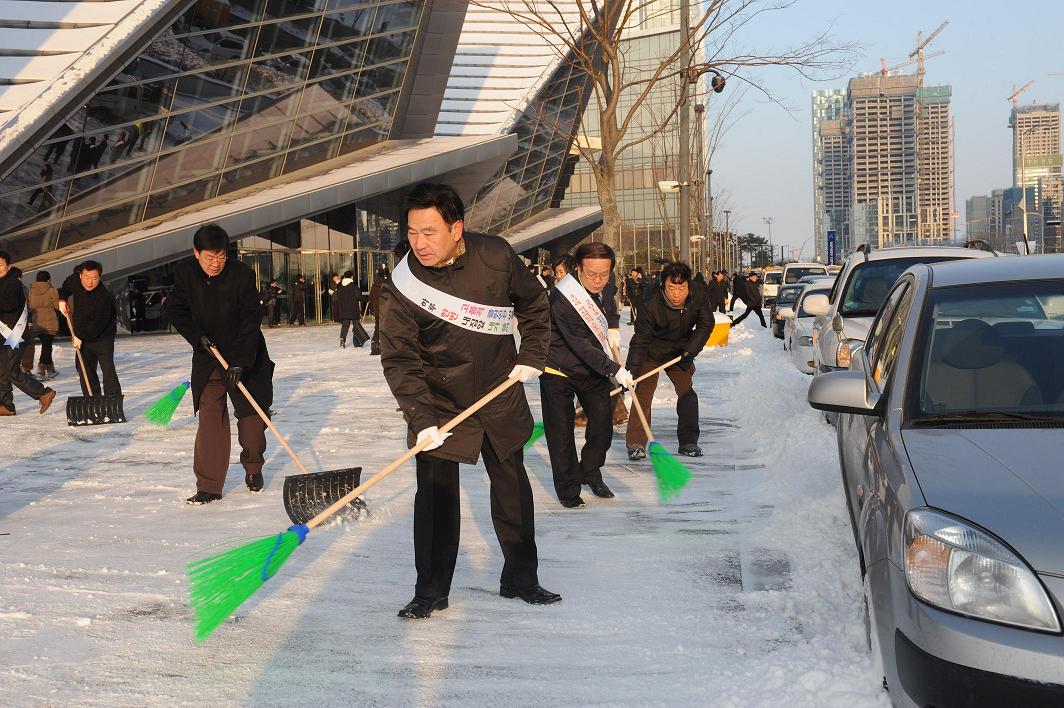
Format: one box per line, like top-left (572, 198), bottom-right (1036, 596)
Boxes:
top-left (732, 271), bottom-right (766, 327)
top-left (707, 270), bottom-right (729, 314)
top-left (625, 267), bottom-right (644, 324)
top-left (0, 250), bottom-right (56, 416)
top-left (59, 260), bottom-right (122, 398)
top-left (380, 181), bottom-right (558, 619)
top-left (625, 262), bottom-right (713, 459)
top-left (288, 274), bottom-right (307, 326)
top-left (166, 224), bottom-right (273, 504)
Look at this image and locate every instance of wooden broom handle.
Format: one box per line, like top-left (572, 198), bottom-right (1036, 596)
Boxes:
top-left (209, 346), bottom-right (312, 477)
top-left (627, 383), bottom-right (655, 445)
top-left (607, 356), bottom-right (681, 397)
top-left (62, 308), bottom-right (94, 396)
top-left (304, 376), bottom-right (520, 529)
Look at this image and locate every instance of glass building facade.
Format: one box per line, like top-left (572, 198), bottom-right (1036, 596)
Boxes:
top-left (0, 0), bottom-right (425, 263)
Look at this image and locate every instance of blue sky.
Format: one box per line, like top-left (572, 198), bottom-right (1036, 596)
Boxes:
top-left (707, 0), bottom-right (1064, 254)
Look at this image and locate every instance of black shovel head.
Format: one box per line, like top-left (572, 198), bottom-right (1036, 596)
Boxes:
top-left (282, 467), bottom-right (368, 525)
top-left (66, 394), bottom-right (127, 426)
top-left (351, 322), bottom-right (370, 347)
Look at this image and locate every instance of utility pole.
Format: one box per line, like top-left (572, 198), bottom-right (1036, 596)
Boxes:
top-left (707, 168), bottom-right (714, 269)
top-left (762, 216), bottom-right (774, 265)
top-left (723, 209), bottom-right (732, 270)
top-left (678, 0), bottom-right (692, 266)
top-left (1018, 126), bottom-right (1034, 255)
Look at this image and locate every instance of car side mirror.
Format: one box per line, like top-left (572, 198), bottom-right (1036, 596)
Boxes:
top-left (802, 293), bottom-right (829, 317)
top-left (807, 371), bottom-right (882, 416)
top-left (832, 314), bottom-right (844, 333)
top-left (778, 307), bottom-right (795, 319)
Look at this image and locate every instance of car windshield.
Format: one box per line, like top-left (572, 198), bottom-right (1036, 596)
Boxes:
top-left (912, 279), bottom-right (1064, 420)
top-left (797, 289), bottom-right (830, 317)
top-left (784, 267), bottom-right (826, 284)
top-left (764, 272), bottom-right (782, 285)
top-left (776, 286), bottom-right (802, 306)
top-left (840, 257), bottom-right (957, 316)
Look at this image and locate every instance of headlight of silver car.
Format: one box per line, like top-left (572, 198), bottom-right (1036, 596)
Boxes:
top-left (904, 508), bottom-right (1060, 632)
top-left (799, 335), bottom-right (813, 347)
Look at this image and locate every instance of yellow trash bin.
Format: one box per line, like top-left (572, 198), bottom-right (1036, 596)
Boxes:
top-left (706, 315), bottom-right (731, 348)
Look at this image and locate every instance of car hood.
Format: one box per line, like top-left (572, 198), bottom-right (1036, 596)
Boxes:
top-left (902, 429), bottom-right (1064, 574)
top-left (839, 315), bottom-right (873, 343)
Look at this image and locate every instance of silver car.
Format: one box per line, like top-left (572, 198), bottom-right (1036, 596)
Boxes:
top-left (808, 255), bottom-right (1064, 707)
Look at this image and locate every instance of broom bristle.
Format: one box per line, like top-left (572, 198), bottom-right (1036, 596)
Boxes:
top-left (648, 442), bottom-right (692, 501)
top-left (187, 524), bottom-right (308, 641)
top-left (523, 422), bottom-right (545, 451)
top-left (144, 381), bottom-right (190, 426)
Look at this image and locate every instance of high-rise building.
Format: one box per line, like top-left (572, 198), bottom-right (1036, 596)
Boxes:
top-left (1010, 104), bottom-right (1062, 190)
top-left (812, 89), bottom-right (847, 260)
top-left (966, 195), bottom-right (991, 243)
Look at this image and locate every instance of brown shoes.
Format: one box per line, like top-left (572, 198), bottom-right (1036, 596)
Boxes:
top-left (0, 405), bottom-right (14, 416)
top-left (38, 388), bottom-right (56, 414)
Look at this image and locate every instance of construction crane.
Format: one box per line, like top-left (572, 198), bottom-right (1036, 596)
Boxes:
top-left (879, 51), bottom-right (944, 78)
top-left (909, 21), bottom-right (949, 76)
top-left (1009, 80), bottom-right (1035, 107)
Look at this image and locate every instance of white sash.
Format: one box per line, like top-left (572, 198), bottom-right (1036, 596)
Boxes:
top-left (0, 305), bottom-right (27, 348)
top-left (554, 273), bottom-right (611, 358)
top-left (391, 253), bottom-right (516, 335)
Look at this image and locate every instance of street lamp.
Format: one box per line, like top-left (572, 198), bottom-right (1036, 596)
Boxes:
top-left (1017, 126), bottom-right (1036, 255)
top-left (762, 216), bottom-right (774, 266)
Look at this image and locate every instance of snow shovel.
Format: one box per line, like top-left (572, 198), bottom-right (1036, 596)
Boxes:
top-left (349, 302), bottom-right (370, 348)
top-left (63, 312), bottom-right (126, 427)
top-left (208, 345), bottom-right (365, 524)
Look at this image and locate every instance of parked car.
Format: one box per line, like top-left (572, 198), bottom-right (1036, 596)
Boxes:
top-left (771, 284), bottom-right (804, 339)
top-left (807, 255), bottom-right (1064, 708)
top-left (781, 261), bottom-right (828, 285)
top-left (762, 268), bottom-right (783, 304)
top-left (780, 282), bottom-right (833, 374)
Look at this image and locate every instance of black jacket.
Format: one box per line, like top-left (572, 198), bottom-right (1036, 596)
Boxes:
top-left (602, 273), bottom-right (621, 328)
top-left (379, 233), bottom-right (550, 465)
top-left (545, 283), bottom-right (620, 380)
top-left (707, 278), bottom-right (729, 306)
top-left (0, 270), bottom-right (26, 330)
top-left (62, 279), bottom-right (117, 343)
top-left (625, 276), bottom-right (644, 305)
top-left (626, 283), bottom-right (714, 373)
top-left (165, 258), bottom-right (273, 417)
top-left (742, 278), bottom-right (763, 307)
top-left (290, 279), bottom-right (307, 301)
top-left (334, 281), bottom-right (363, 320)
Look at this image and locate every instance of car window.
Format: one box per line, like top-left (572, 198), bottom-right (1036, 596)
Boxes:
top-left (864, 282), bottom-right (909, 367)
top-left (784, 267), bottom-right (827, 284)
top-left (839, 257), bottom-right (964, 317)
top-left (777, 286), bottom-right (802, 306)
top-left (869, 284), bottom-right (915, 390)
top-left (765, 272), bottom-right (782, 285)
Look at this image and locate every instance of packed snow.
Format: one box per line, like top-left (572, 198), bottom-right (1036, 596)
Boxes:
top-left (0, 317), bottom-right (889, 706)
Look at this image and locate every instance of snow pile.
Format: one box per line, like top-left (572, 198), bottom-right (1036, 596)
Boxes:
top-left (0, 321), bottom-right (887, 706)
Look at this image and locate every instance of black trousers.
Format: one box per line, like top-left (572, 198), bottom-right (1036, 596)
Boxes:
top-left (76, 339), bottom-right (121, 396)
top-left (37, 333), bottom-right (54, 366)
top-left (732, 304), bottom-right (766, 327)
top-left (414, 442), bottom-right (538, 598)
top-left (0, 344), bottom-right (47, 410)
top-left (539, 373), bottom-right (612, 500)
top-left (266, 302), bottom-right (278, 327)
top-left (288, 300), bottom-right (305, 325)
top-left (625, 361), bottom-right (699, 447)
top-left (339, 319), bottom-right (353, 342)
top-left (629, 302), bottom-right (638, 324)
top-left (728, 295), bottom-right (742, 312)
top-left (711, 301), bottom-right (726, 315)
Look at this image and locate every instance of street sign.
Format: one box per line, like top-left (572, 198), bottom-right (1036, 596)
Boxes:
top-left (827, 231), bottom-right (837, 265)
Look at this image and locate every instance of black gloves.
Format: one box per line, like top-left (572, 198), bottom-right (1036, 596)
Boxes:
top-left (200, 335), bottom-right (216, 353)
top-left (225, 366), bottom-right (244, 389)
top-left (676, 350), bottom-right (695, 370)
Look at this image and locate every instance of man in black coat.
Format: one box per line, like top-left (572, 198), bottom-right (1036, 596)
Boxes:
top-left (0, 251), bottom-right (56, 416)
top-left (165, 224), bottom-right (274, 505)
top-left (59, 260), bottom-right (122, 398)
top-left (540, 242), bottom-right (634, 508)
top-left (379, 182), bottom-right (558, 619)
top-left (625, 262), bottom-right (714, 459)
top-left (732, 272), bottom-right (767, 327)
top-left (334, 270), bottom-right (364, 348)
top-left (260, 279), bottom-right (284, 328)
top-left (729, 271), bottom-right (746, 312)
top-left (707, 270), bottom-right (729, 314)
top-left (288, 274), bottom-right (307, 326)
top-left (624, 268), bottom-right (644, 324)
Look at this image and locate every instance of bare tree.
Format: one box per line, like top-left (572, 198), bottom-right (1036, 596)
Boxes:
top-left (472, 0), bottom-right (856, 246)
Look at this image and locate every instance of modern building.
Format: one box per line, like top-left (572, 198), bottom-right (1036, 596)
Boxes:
top-left (1010, 103), bottom-right (1062, 190)
top-left (965, 194), bottom-right (991, 243)
top-left (811, 88), bottom-right (847, 261)
top-left (0, 0), bottom-right (602, 325)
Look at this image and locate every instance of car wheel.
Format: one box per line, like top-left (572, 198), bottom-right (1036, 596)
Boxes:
top-left (863, 575), bottom-right (887, 693)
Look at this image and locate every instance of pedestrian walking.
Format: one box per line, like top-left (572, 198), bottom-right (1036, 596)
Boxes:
top-left (0, 252), bottom-right (56, 416)
top-left (335, 271), bottom-right (364, 348)
top-left (732, 271), bottom-right (767, 327)
top-left (10, 268), bottom-right (35, 375)
top-left (368, 265), bottom-right (389, 356)
top-left (379, 182), bottom-right (559, 618)
top-left (165, 224), bottom-right (273, 505)
top-left (625, 267), bottom-right (644, 324)
top-left (260, 279), bottom-right (283, 327)
top-left (59, 260), bottom-right (122, 397)
top-left (729, 270), bottom-right (745, 312)
top-left (288, 274), bottom-right (307, 326)
top-left (27, 271), bottom-right (60, 379)
top-left (707, 270), bottom-right (729, 314)
top-left (540, 242), bottom-right (634, 508)
top-left (326, 273), bottom-right (341, 322)
top-left (625, 262), bottom-right (713, 460)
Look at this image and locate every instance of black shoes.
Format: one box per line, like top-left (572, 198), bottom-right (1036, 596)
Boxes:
top-left (340, 338), bottom-right (346, 349)
top-left (560, 496), bottom-right (586, 509)
top-left (627, 445), bottom-right (647, 461)
top-left (246, 472), bottom-right (264, 492)
top-left (397, 596), bottom-right (448, 619)
top-left (500, 584), bottom-right (562, 605)
top-left (678, 444), bottom-right (703, 457)
top-left (587, 481), bottom-right (614, 499)
top-left (186, 491), bottom-right (222, 505)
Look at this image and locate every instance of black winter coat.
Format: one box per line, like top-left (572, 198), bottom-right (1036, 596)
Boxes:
top-left (165, 259), bottom-right (273, 418)
top-left (379, 233), bottom-right (550, 465)
top-left (626, 284), bottom-right (714, 372)
top-left (742, 279), bottom-right (763, 307)
top-left (62, 279), bottom-right (117, 343)
top-left (707, 278), bottom-right (729, 307)
top-left (290, 279), bottom-right (307, 301)
top-left (545, 284), bottom-right (620, 380)
top-left (0, 270), bottom-right (26, 330)
top-left (334, 281), bottom-right (363, 320)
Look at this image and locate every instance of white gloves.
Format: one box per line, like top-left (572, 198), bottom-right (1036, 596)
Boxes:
top-left (508, 364), bottom-right (542, 382)
top-left (71, 334), bottom-right (82, 350)
top-left (614, 367), bottom-right (635, 389)
top-left (416, 426), bottom-right (452, 451)
top-left (607, 329), bottom-right (621, 350)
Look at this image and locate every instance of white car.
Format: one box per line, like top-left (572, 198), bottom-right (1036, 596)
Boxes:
top-left (780, 282), bottom-right (833, 374)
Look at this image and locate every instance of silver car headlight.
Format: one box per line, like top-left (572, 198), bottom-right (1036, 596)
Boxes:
top-left (798, 335), bottom-right (813, 347)
top-left (904, 508), bottom-right (1060, 632)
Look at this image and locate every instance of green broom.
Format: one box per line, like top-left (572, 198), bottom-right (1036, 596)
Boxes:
top-left (144, 380), bottom-right (190, 426)
top-left (626, 385), bottom-right (692, 501)
top-left (524, 422), bottom-right (545, 450)
top-left (186, 375), bottom-right (521, 641)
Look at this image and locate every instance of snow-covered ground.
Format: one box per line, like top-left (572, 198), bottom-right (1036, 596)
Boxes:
top-left (1, 318), bottom-right (889, 707)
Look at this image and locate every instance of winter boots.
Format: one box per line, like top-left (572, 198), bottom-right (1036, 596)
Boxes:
top-left (186, 491), bottom-right (222, 505)
top-left (35, 364), bottom-right (57, 380)
top-left (246, 472), bottom-right (264, 492)
top-left (397, 596), bottom-right (448, 619)
top-left (627, 445), bottom-right (647, 461)
top-left (38, 389), bottom-right (56, 414)
top-left (370, 340), bottom-right (381, 356)
top-left (678, 444), bottom-right (703, 457)
top-left (340, 337), bottom-right (346, 349)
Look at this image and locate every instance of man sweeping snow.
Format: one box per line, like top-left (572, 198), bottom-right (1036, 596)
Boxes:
top-left (378, 182), bottom-right (559, 619)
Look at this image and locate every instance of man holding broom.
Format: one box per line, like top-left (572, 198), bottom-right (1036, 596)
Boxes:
top-left (625, 262), bottom-right (713, 460)
top-left (166, 224), bottom-right (274, 505)
top-left (378, 182), bottom-right (558, 619)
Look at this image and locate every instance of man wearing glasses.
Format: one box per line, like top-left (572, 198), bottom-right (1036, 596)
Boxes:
top-left (166, 224), bottom-right (274, 505)
top-left (540, 242), bottom-right (634, 508)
